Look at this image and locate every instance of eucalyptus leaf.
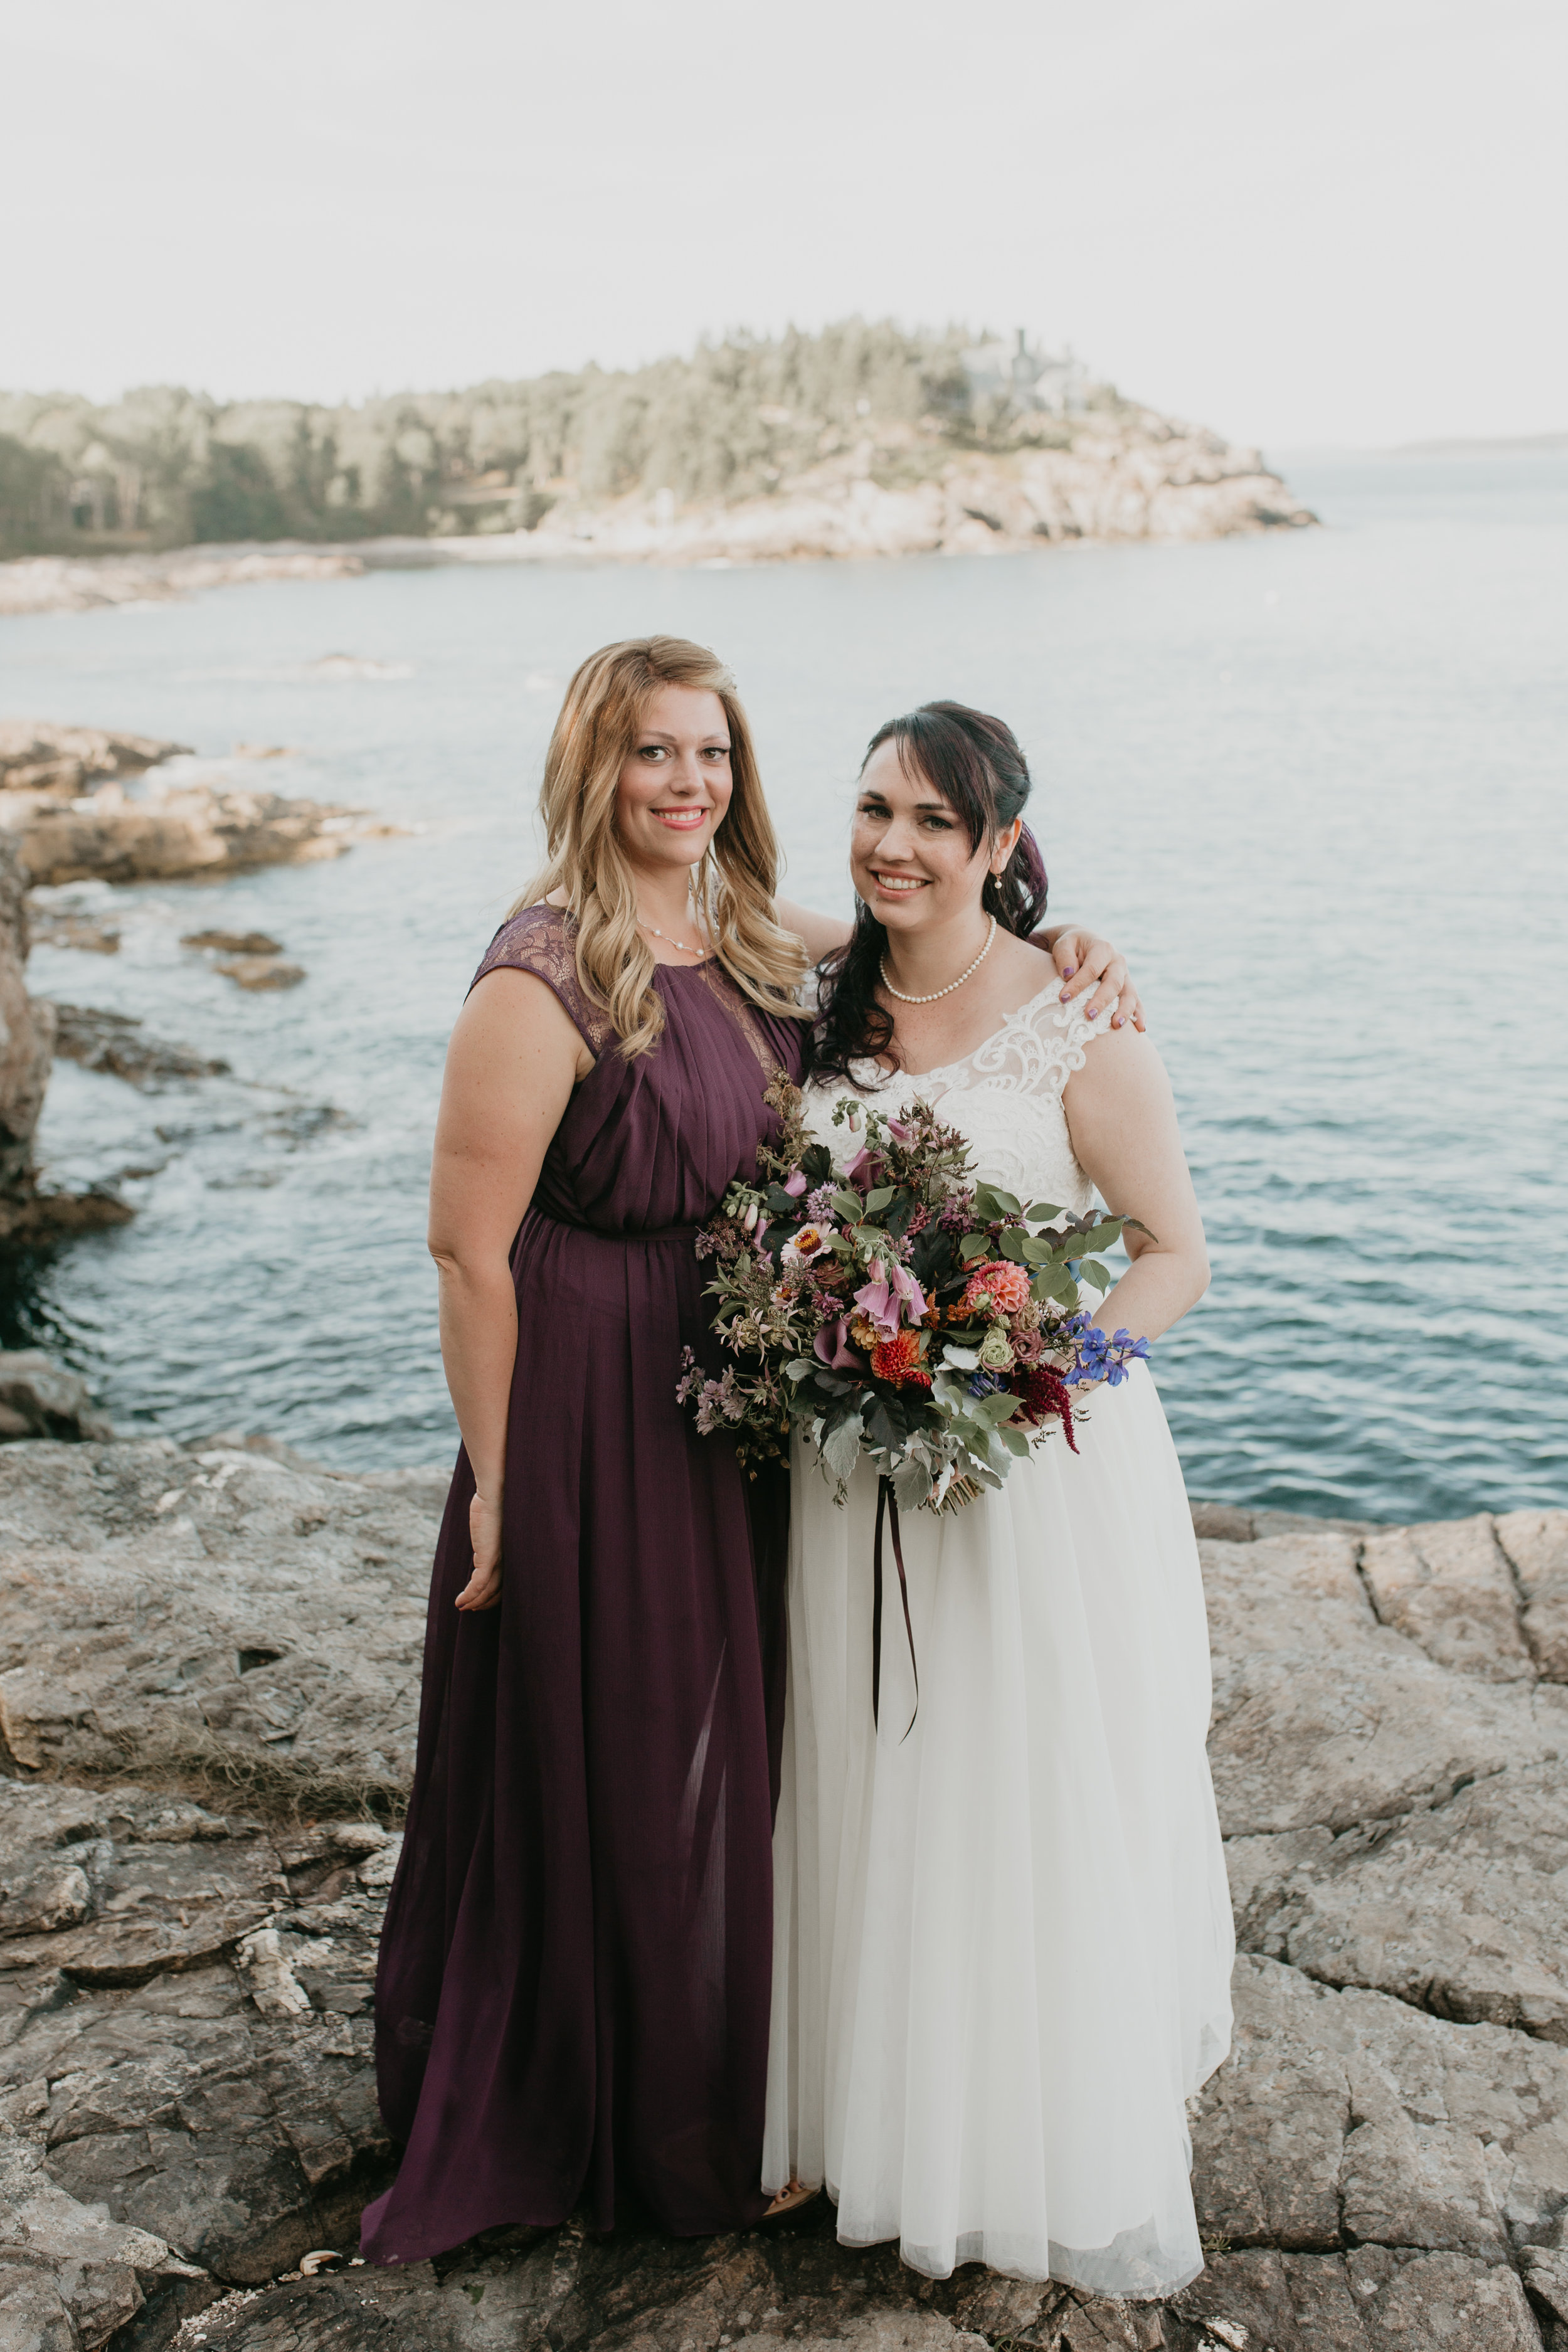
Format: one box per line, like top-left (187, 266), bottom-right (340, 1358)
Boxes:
top-left (958, 1234), bottom-right (990, 1260)
top-left (863, 1185), bottom-right (897, 1214)
top-left (893, 1455), bottom-right (935, 1510)
top-left (819, 1414), bottom-right (864, 1485)
top-left (997, 1423), bottom-right (1032, 1458)
top-left (830, 1190), bottom-right (866, 1222)
top-left (1079, 1260), bottom-right (1112, 1293)
top-left (997, 1229), bottom-right (1028, 1263)
top-left (971, 1390), bottom-right (1022, 1425)
top-left (1023, 1202), bottom-right (1064, 1224)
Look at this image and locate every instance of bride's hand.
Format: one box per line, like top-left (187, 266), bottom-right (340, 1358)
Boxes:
top-left (456, 1489), bottom-right (504, 1611)
top-left (1047, 928), bottom-right (1146, 1034)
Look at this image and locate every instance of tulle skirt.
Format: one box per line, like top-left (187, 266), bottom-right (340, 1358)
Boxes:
top-left (763, 1362), bottom-right (1234, 2294)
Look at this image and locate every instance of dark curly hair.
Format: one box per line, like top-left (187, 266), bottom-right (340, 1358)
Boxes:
top-left (810, 700), bottom-right (1049, 1089)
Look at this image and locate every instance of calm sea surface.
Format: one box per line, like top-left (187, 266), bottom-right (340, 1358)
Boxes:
top-left (1, 452), bottom-right (1564, 1521)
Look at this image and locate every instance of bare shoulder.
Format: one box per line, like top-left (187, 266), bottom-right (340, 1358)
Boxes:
top-left (993, 930), bottom-right (1056, 995)
top-left (455, 964), bottom-right (593, 1083)
top-left (1063, 1010), bottom-right (1172, 1108)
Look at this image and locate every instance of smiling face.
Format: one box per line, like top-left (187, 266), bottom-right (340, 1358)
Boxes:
top-left (850, 738), bottom-right (1020, 937)
top-left (614, 682), bottom-right (734, 882)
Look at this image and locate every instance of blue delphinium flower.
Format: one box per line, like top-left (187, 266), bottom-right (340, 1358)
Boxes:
top-left (1065, 1325), bottom-right (1152, 1387)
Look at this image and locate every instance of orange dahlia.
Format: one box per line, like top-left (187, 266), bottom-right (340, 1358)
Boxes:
top-left (871, 1330), bottom-right (932, 1389)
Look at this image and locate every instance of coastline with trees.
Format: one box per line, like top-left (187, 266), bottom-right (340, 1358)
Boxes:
top-left (0, 320), bottom-right (1313, 613)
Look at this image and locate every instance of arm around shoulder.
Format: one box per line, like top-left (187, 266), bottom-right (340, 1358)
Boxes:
top-left (775, 896), bottom-right (853, 965)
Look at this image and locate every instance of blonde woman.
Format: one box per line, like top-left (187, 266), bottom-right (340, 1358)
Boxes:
top-left (363, 640), bottom-right (1138, 2260)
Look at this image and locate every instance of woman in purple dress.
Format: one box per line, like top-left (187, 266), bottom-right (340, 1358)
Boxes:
top-left (362, 637), bottom-right (1138, 2262)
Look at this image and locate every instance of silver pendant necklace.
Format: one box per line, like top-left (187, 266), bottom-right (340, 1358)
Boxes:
top-left (880, 914), bottom-right (997, 1004)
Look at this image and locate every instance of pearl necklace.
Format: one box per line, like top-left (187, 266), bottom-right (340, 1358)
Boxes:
top-left (638, 914), bottom-right (707, 958)
top-left (879, 914), bottom-right (997, 1005)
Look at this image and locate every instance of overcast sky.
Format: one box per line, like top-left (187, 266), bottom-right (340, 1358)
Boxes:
top-left (3, 0), bottom-right (1563, 451)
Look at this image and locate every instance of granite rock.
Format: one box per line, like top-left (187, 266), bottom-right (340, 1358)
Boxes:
top-left (48, 1004), bottom-right (230, 1089)
top-left (25, 908), bottom-right (121, 955)
top-left (0, 723), bottom-right (188, 799)
top-left (1498, 1511), bottom-right (1568, 1683)
top-left (212, 958), bottom-right (305, 993)
top-left (3, 1458), bottom-right (1567, 2346)
top-left (1, 779), bottom-right (369, 889)
top-left (179, 933), bottom-right (283, 958)
top-left (1360, 1515), bottom-right (1537, 1682)
top-left (0, 1353), bottom-right (111, 1445)
top-left (0, 830), bottom-right (55, 1200)
top-left (0, 1440), bottom-right (437, 1809)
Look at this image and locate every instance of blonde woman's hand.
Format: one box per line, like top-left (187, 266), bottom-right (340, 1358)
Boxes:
top-left (456, 1488), bottom-right (504, 1611)
top-left (1045, 928), bottom-right (1146, 1033)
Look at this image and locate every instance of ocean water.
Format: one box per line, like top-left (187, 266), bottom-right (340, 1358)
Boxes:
top-left (1, 450), bottom-right (1564, 1522)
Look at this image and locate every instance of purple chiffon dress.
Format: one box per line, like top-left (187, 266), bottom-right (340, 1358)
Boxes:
top-left (362, 904), bottom-right (803, 2262)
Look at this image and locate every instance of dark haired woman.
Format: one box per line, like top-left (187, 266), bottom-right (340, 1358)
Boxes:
top-left (763, 704), bottom-right (1233, 2295)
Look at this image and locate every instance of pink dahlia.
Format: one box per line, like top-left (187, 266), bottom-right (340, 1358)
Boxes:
top-left (961, 1259), bottom-right (1033, 1317)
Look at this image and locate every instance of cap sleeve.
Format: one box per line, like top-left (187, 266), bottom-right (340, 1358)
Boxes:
top-left (468, 904), bottom-right (612, 1052)
top-left (1051, 983), bottom-right (1116, 1064)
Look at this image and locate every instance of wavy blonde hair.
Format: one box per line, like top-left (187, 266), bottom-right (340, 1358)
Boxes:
top-left (516, 636), bottom-right (811, 1057)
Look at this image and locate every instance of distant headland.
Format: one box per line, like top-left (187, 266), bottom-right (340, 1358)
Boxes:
top-left (0, 320), bottom-right (1315, 615)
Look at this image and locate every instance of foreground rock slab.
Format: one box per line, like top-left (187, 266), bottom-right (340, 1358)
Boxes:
top-left (0, 1779), bottom-right (397, 2344)
top-left (0, 1440), bottom-right (442, 1809)
top-left (3, 1441), bottom-right (1568, 2346)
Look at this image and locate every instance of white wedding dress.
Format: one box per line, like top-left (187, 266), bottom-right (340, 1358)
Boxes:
top-left (762, 976), bottom-right (1234, 2294)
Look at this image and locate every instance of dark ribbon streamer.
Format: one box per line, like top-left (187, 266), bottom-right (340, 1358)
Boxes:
top-left (872, 1475), bottom-right (919, 1740)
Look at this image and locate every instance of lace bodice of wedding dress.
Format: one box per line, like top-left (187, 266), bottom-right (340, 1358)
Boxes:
top-left (802, 975), bottom-right (1105, 1213)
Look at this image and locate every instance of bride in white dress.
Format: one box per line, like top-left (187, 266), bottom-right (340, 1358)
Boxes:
top-left (763, 702), bottom-right (1234, 2297)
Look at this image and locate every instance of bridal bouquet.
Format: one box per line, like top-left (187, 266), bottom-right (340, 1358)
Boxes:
top-left (678, 1073), bottom-right (1151, 1515)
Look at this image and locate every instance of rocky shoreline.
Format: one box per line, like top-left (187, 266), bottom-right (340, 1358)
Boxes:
top-left (0, 723), bottom-right (393, 893)
top-left (0, 722), bottom-right (403, 1239)
top-left (0, 1428), bottom-right (1564, 2351)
